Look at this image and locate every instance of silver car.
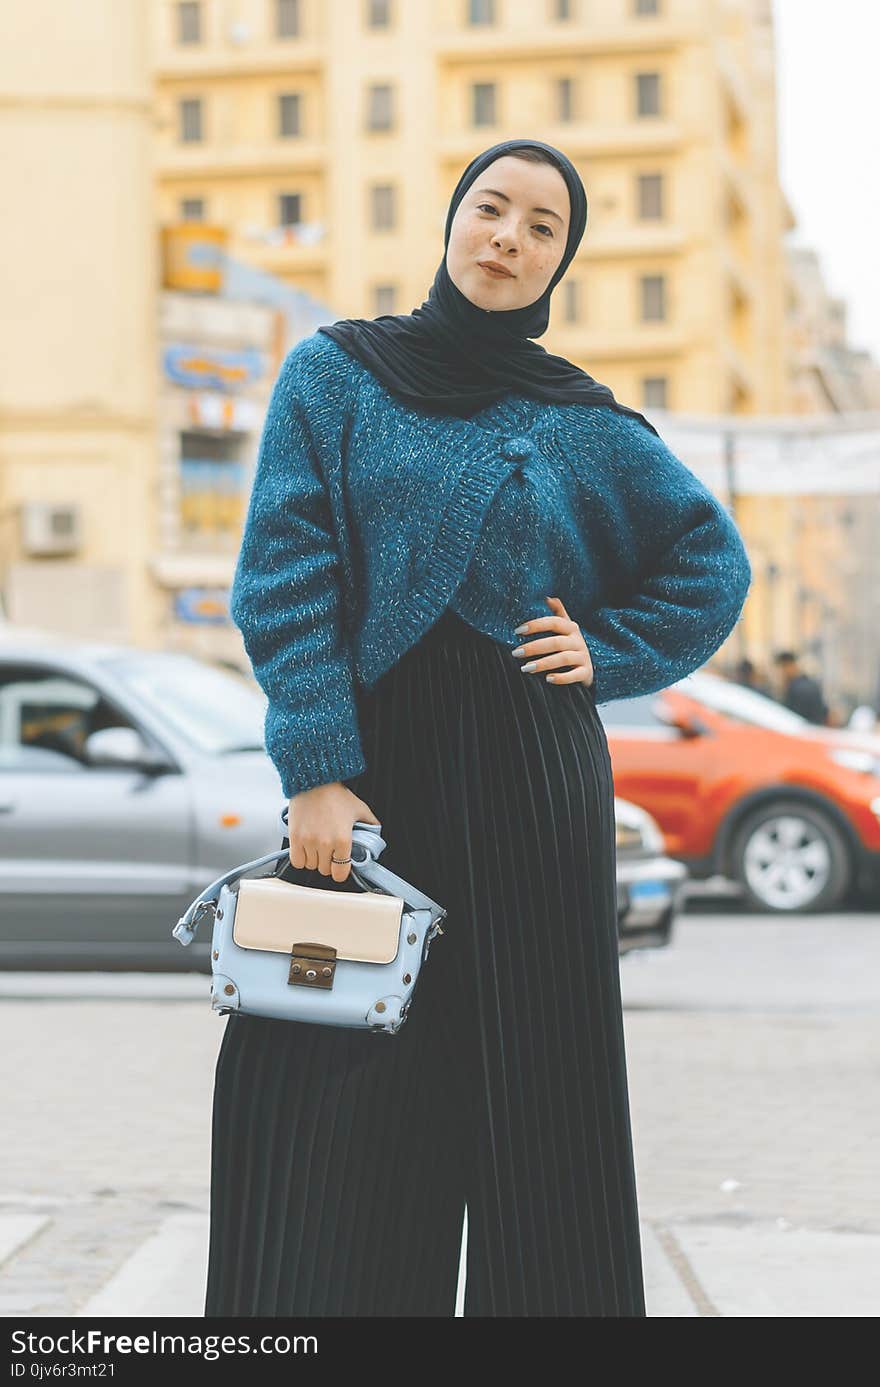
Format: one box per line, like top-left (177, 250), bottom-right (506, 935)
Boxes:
top-left (0, 628), bottom-right (685, 969)
top-left (614, 798), bottom-right (687, 953)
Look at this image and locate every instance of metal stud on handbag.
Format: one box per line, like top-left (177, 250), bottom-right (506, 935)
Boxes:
top-left (172, 809), bottom-right (447, 1035)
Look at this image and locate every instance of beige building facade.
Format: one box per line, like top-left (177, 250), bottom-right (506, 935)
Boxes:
top-left (153, 0), bottom-right (792, 416)
top-left (3, 0), bottom-right (879, 714)
top-left (149, 0), bottom-right (880, 711)
top-left (785, 246), bottom-right (880, 415)
top-left (0, 0), bottom-right (160, 644)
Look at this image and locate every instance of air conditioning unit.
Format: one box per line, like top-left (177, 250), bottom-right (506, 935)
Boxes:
top-left (20, 502), bottom-right (82, 556)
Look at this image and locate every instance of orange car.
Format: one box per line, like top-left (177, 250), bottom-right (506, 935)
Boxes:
top-left (598, 671), bottom-right (880, 913)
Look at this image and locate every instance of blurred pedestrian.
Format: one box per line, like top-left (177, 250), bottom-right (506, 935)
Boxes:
top-left (733, 656), bottom-right (773, 697)
top-left (773, 650), bottom-right (829, 725)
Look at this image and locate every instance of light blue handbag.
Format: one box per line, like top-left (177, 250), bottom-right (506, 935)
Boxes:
top-left (172, 808), bottom-right (447, 1035)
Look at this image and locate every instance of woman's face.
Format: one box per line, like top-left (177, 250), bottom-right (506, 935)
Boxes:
top-left (446, 155), bottom-right (571, 311)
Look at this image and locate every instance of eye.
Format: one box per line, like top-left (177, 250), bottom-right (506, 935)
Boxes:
top-left (476, 203), bottom-right (554, 237)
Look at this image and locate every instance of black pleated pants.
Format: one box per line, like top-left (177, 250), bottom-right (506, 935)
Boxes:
top-left (204, 608), bottom-right (646, 1317)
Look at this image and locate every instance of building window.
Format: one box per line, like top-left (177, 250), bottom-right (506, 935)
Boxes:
top-left (370, 185), bottom-right (396, 230)
top-left (637, 173), bottom-right (664, 219)
top-left (366, 84), bottom-right (394, 131)
top-left (180, 197), bottom-right (205, 221)
top-left (367, 0), bottom-right (391, 25)
top-left (636, 72), bottom-right (661, 117)
top-left (278, 192), bottom-right (302, 227)
top-left (177, 2), bottom-right (201, 43)
top-left (472, 82), bottom-right (496, 126)
top-left (278, 92), bottom-right (301, 137)
top-left (642, 376), bottom-right (668, 408)
top-left (277, 0), bottom-right (300, 37)
top-left (635, 0), bottom-right (660, 14)
top-left (374, 284), bottom-right (397, 314)
top-left (562, 280), bottom-right (580, 323)
top-left (555, 0), bottom-right (573, 18)
top-left (468, 0), bottom-right (495, 23)
top-left (556, 77), bottom-right (575, 122)
top-left (640, 274), bottom-right (666, 321)
top-left (179, 98), bottom-right (203, 143)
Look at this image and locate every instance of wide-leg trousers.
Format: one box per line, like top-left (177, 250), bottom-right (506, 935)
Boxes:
top-left (204, 607), bottom-right (646, 1317)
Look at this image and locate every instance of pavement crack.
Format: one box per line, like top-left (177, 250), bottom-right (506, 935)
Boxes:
top-left (649, 1221), bottom-right (722, 1317)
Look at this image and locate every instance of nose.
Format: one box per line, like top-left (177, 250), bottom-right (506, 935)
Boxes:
top-left (491, 222), bottom-right (520, 256)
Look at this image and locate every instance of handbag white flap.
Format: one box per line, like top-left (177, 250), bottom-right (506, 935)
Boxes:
top-left (232, 876), bottom-right (405, 964)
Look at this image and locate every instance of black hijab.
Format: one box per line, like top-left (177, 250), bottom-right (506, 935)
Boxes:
top-left (318, 136), bottom-right (659, 437)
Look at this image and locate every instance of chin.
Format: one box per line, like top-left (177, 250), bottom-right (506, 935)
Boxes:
top-left (470, 275), bottom-right (514, 308)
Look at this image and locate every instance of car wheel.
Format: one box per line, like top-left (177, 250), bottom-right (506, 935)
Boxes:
top-left (730, 800), bottom-right (851, 913)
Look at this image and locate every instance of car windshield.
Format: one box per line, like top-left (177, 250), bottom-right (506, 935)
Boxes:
top-left (672, 671), bottom-right (812, 734)
top-left (104, 653), bottom-right (267, 754)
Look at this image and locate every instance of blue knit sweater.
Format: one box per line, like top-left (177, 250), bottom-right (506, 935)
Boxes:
top-left (229, 331), bottom-right (752, 798)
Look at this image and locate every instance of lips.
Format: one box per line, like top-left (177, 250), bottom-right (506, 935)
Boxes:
top-left (478, 261), bottom-right (513, 278)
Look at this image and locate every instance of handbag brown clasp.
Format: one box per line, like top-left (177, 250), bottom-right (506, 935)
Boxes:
top-left (288, 942), bottom-right (338, 989)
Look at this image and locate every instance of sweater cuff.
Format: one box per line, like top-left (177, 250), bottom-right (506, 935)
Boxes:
top-left (578, 631), bottom-right (643, 706)
top-left (266, 710), bottom-right (367, 799)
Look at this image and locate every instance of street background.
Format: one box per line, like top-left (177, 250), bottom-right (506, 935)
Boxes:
top-left (1, 903), bottom-right (877, 1319)
top-left (2, 0), bottom-right (880, 1325)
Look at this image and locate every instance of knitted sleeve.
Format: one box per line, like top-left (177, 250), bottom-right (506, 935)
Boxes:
top-left (229, 338), bottom-right (366, 797)
top-left (578, 418), bottom-right (753, 704)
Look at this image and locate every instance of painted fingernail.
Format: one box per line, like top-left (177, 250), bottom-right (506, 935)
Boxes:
top-left (514, 624), bottom-right (528, 635)
top-left (511, 645), bottom-right (526, 656)
top-left (521, 661), bottom-right (536, 673)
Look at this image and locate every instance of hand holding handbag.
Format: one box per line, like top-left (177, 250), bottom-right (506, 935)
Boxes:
top-left (172, 808), bottom-right (447, 1035)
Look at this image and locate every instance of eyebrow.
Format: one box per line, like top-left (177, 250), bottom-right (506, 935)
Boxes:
top-left (473, 187), bottom-right (565, 225)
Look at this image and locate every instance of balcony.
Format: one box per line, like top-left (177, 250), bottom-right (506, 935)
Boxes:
top-left (156, 137), bottom-right (326, 181)
top-left (437, 121), bottom-right (684, 163)
top-left (721, 248), bottom-right (754, 307)
top-left (235, 226), bottom-right (329, 280)
top-left (720, 150), bottom-right (752, 221)
top-left (154, 42), bottom-right (325, 81)
top-left (717, 51), bottom-right (749, 124)
top-left (560, 325), bottom-right (688, 364)
top-left (434, 22), bottom-right (685, 64)
top-left (581, 225), bottom-right (687, 261)
top-left (720, 339), bottom-right (754, 394)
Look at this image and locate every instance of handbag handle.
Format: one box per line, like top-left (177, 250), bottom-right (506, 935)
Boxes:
top-left (172, 815), bottom-right (447, 947)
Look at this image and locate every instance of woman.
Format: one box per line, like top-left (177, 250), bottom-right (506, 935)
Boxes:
top-left (204, 138), bottom-right (752, 1318)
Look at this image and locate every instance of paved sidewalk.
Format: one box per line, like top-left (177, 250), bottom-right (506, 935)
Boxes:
top-left (0, 913), bottom-right (877, 1317)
